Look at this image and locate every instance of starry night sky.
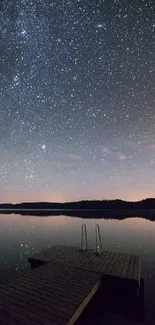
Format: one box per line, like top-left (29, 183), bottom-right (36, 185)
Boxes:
top-left (0, 0), bottom-right (155, 203)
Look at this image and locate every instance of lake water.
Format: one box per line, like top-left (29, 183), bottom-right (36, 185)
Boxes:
top-left (0, 213), bottom-right (155, 324)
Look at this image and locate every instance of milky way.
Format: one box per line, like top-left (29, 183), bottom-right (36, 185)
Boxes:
top-left (0, 0), bottom-right (155, 203)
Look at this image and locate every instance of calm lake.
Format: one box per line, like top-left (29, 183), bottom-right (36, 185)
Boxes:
top-left (0, 213), bottom-right (155, 324)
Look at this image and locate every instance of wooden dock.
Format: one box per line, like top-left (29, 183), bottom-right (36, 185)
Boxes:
top-left (0, 262), bottom-right (101, 325)
top-left (0, 245), bottom-right (142, 325)
top-left (28, 245), bottom-right (141, 286)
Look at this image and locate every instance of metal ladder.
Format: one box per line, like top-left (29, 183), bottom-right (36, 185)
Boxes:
top-left (79, 223), bottom-right (102, 254)
top-left (95, 224), bottom-right (102, 255)
top-left (79, 223), bottom-right (88, 252)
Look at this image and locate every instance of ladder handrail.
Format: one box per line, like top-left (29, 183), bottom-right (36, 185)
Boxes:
top-left (79, 223), bottom-right (88, 251)
top-left (79, 223), bottom-right (102, 254)
top-left (95, 224), bottom-right (102, 255)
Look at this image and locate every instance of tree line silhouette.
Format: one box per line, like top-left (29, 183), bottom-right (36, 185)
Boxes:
top-left (0, 198), bottom-right (155, 210)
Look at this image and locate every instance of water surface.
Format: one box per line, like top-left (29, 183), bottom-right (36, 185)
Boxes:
top-left (0, 213), bottom-right (155, 324)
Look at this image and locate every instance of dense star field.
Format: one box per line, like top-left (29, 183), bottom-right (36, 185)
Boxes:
top-left (0, 0), bottom-right (155, 203)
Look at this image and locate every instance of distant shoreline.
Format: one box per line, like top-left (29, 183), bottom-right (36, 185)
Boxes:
top-left (0, 198), bottom-right (155, 220)
top-left (0, 208), bottom-right (155, 221)
top-left (1, 198), bottom-right (155, 211)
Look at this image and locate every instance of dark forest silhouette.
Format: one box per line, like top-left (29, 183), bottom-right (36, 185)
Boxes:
top-left (0, 198), bottom-right (155, 220)
top-left (1, 198), bottom-right (155, 209)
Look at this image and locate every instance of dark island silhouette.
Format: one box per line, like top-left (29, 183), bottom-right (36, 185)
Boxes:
top-left (0, 198), bottom-right (155, 220)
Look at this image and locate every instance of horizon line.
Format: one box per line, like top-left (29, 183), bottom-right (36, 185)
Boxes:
top-left (1, 197), bottom-right (155, 205)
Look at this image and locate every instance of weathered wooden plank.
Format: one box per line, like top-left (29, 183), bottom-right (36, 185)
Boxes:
top-left (87, 252), bottom-right (109, 272)
top-left (82, 257), bottom-right (99, 271)
top-left (76, 251), bottom-right (96, 270)
top-left (98, 251), bottom-right (111, 271)
top-left (76, 254), bottom-right (93, 269)
top-left (28, 246), bottom-right (141, 284)
top-left (8, 277), bottom-right (82, 305)
top-left (0, 263), bottom-right (101, 325)
top-left (66, 251), bottom-right (90, 269)
top-left (29, 246), bottom-right (93, 269)
top-left (93, 251), bottom-right (110, 273)
top-left (5, 282), bottom-right (78, 310)
top-left (29, 245), bottom-right (69, 263)
top-left (112, 253), bottom-right (127, 277)
top-left (120, 254), bottom-right (131, 278)
top-left (47, 246), bottom-right (77, 261)
top-left (34, 267), bottom-right (99, 286)
top-left (0, 286), bottom-right (70, 321)
top-left (75, 256), bottom-right (93, 270)
top-left (83, 257), bottom-right (101, 272)
top-left (1, 245), bottom-right (141, 325)
top-left (108, 253), bottom-right (125, 276)
top-left (68, 251), bottom-right (89, 267)
top-left (49, 247), bottom-right (76, 264)
top-left (32, 267), bottom-right (98, 288)
top-left (54, 247), bottom-right (78, 262)
top-left (50, 251), bottom-right (78, 267)
top-left (0, 284), bottom-right (73, 318)
top-left (104, 253), bottom-right (120, 275)
top-left (0, 299), bottom-right (56, 325)
top-left (0, 291), bottom-right (67, 325)
top-left (126, 255), bottom-right (136, 279)
top-left (9, 276), bottom-right (85, 304)
top-left (29, 245), bottom-right (73, 263)
top-left (28, 245), bottom-right (59, 260)
top-left (53, 252), bottom-right (84, 269)
top-left (87, 251), bottom-right (105, 273)
top-left (0, 290), bottom-right (66, 325)
top-left (101, 252), bottom-right (117, 273)
top-left (32, 261), bottom-right (100, 283)
top-left (66, 280), bottom-right (101, 325)
top-left (17, 272), bottom-right (95, 299)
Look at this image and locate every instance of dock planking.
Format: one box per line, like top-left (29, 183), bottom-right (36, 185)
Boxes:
top-left (0, 245), bottom-right (142, 324)
top-left (0, 263), bottom-right (101, 325)
top-left (28, 245), bottom-right (141, 284)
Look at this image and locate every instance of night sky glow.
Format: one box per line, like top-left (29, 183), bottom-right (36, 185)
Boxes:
top-left (0, 0), bottom-right (155, 203)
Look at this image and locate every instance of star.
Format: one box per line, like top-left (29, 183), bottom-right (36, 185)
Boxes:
top-left (41, 145), bottom-right (46, 150)
top-left (21, 29), bottom-right (27, 36)
top-left (0, 0), bottom-right (154, 203)
top-left (96, 24), bottom-right (104, 28)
